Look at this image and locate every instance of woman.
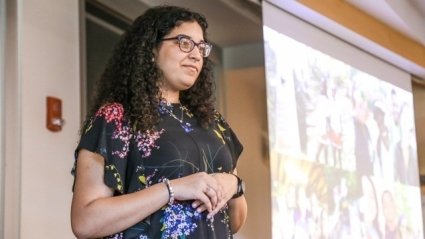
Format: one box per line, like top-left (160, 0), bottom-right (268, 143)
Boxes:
top-left (360, 175), bottom-right (382, 239)
top-left (71, 5), bottom-right (247, 239)
top-left (381, 190), bottom-right (401, 239)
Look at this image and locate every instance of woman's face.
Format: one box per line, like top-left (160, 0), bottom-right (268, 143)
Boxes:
top-left (155, 21), bottom-right (205, 96)
top-left (382, 192), bottom-right (396, 223)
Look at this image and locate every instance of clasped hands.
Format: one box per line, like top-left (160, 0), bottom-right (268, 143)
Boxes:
top-left (170, 172), bottom-right (237, 218)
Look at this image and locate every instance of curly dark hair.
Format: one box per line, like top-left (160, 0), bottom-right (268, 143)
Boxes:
top-left (83, 5), bottom-right (216, 133)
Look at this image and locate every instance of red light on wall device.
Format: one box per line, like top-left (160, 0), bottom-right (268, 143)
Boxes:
top-left (46, 96), bottom-right (64, 132)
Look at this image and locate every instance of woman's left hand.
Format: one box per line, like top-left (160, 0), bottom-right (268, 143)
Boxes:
top-left (191, 173), bottom-right (237, 218)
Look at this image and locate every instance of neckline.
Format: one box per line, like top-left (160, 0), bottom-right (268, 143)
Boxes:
top-left (159, 102), bottom-right (194, 133)
top-left (159, 99), bottom-right (181, 107)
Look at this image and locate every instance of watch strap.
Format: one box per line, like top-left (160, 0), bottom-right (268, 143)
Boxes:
top-left (231, 174), bottom-right (244, 199)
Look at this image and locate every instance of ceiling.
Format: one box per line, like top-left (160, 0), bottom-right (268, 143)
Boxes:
top-left (347, 0), bottom-right (425, 45)
top-left (95, 0), bottom-right (425, 48)
top-left (94, 0), bottom-right (263, 47)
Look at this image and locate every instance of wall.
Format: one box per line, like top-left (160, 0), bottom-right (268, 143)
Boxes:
top-left (4, 0), bottom-right (81, 238)
top-left (413, 80), bottom-right (425, 174)
top-left (4, 0), bottom-right (21, 237)
top-left (225, 66), bottom-right (270, 239)
top-left (222, 43), bottom-right (270, 239)
top-left (0, 0), bottom-right (5, 234)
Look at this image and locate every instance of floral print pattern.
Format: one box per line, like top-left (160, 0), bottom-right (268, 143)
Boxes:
top-left (106, 232), bottom-right (123, 239)
top-left (73, 103), bottom-right (243, 239)
top-left (111, 125), bottom-right (132, 158)
top-left (93, 103), bottom-right (164, 159)
top-left (96, 102), bottom-right (124, 129)
top-left (158, 101), bottom-right (194, 133)
top-left (160, 203), bottom-right (202, 239)
top-left (105, 164), bottom-right (124, 192)
top-left (135, 129), bottom-right (165, 158)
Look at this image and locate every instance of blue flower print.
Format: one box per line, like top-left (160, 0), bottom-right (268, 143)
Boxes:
top-left (160, 203), bottom-right (202, 239)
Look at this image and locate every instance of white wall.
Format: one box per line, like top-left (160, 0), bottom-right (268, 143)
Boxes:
top-left (4, 0), bottom-right (80, 238)
top-left (0, 0), bottom-right (5, 234)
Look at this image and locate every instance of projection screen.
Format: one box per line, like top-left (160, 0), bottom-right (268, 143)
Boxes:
top-left (263, 1), bottom-right (423, 238)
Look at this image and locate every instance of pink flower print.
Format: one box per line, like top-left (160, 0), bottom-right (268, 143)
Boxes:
top-left (135, 129), bottom-right (165, 158)
top-left (112, 125), bottom-right (132, 159)
top-left (96, 103), bottom-right (124, 130)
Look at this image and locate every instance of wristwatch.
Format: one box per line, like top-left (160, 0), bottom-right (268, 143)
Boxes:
top-left (231, 174), bottom-right (245, 199)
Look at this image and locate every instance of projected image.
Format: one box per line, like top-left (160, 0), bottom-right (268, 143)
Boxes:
top-left (264, 26), bottom-right (423, 239)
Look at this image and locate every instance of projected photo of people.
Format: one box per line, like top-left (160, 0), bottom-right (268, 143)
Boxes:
top-left (264, 25), bottom-right (423, 239)
top-left (270, 156), bottom-right (423, 239)
top-left (264, 27), bottom-right (419, 184)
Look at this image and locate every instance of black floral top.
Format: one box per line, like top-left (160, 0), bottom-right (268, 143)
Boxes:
top-left (72, 102), bottom-right (243, 239)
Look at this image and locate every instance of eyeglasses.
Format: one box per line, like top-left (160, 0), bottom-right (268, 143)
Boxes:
top-left (161, 34), bottom-right (212, 58)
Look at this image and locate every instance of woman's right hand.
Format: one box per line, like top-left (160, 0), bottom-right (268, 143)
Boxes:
top-left (170, 172), bottom-right (222, 213)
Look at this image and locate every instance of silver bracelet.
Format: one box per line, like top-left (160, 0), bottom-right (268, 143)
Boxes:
top-left (163, 178), bottom-right (175, 205)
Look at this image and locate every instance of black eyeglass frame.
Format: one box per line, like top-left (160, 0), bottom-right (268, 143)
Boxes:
top-left (161, 34), bottom-right (212, 58)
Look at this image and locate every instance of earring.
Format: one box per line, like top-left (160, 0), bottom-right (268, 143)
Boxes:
top-left (151, 57), bottom-right (155, 62)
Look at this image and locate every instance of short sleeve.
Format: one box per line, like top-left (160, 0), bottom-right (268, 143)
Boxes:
top-left (214, 112), bottom-right (243, 169)
top-left (72, 103), bottom-right (130, 194)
